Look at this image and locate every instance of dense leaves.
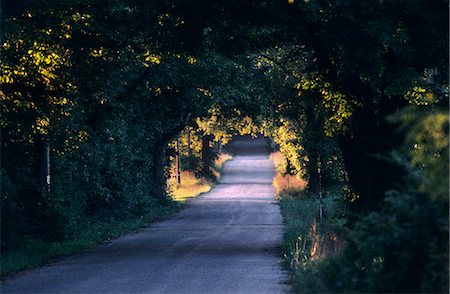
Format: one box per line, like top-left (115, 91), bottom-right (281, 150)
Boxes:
top-left (1, 0), bottom-right (448, 290)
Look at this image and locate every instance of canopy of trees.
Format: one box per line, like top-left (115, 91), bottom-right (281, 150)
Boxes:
top-left (1, 0), bottom-right (448, 291)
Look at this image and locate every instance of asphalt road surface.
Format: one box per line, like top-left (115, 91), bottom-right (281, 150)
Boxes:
top-left (2, 137), bottom-right (289, 293)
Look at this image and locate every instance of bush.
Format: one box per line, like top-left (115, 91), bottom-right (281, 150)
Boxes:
top-left (0, 111), bottom-right (179, 273)
top-left (180, 155), bottom-right (202, 176)
top-left (317, 188), bottom-right (449, 293)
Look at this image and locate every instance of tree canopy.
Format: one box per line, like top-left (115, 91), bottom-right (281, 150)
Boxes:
top-left (1, 0), bottom-right (448, 291)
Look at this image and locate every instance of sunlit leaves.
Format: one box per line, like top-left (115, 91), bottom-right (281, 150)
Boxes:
top-left (389, 105), bottom-right (449, 202)
top-left (26, 42), bottom-right (67, 85)
top-left (1, 14), bottom-right (77, 148)
top-left (197, 87), bottom-right (212, 97)
top-left (0, 64), bottom-right (27, 84)
top-left (35, 117), bottom-right (50, 135)
top-left (270, 118), bottom-right (305, 176)
top-left (187, 56), bottom-right (197, 64)
top-left (71, 12), bottom-right (92, 23)
top-left (89, 48), bottom-right (104, 58)
top-left (294, 77), bottom-right (357, 136)
top-left (321, 88), bottom-right (356, 136)
top-left (405, 86), bottom-right (437, 106)
top-left (196, 107), bottom-right (262, 143)
top-left (143, 51), bottom-right (161, 66)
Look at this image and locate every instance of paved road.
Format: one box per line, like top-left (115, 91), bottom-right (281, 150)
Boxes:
top-left (2, 137), bottom-right (289, 293)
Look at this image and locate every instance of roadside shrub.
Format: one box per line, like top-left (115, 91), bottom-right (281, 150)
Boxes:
top-left (180, 155), bottom-right (202, 176)
top-left (280, 193), bottom-right (347, 293)
top-left (318, 188), bottom-right (449, 293)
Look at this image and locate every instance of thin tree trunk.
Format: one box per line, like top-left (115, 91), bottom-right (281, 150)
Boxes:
top-left (304, 103), bottom-right (321, 195)
top-left (153, 140), bottom-right (169, 203)
top-left (176, 138), bottom-right (181, 185)
top-left (218, 138), bottom-right (222, 153)
top-left (304, 101), bottom-right (323, 221)
top-left (201, 134), bottom-right (213, 178)
top-left (1, 127), bottom-right (7, 169)
top-left (151, 113), bottom-right (192, 203)
top-left (307, 150), bottom-right (321, 194)
top-left (186, 127), bottom-right (192, 156)
top-left (34, 133), bottom-right (50, 193)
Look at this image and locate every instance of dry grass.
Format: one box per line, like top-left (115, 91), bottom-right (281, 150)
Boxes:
top-left (215, 153), bottom-right (233, 168)
top-left (169, 153), bottom-right (232, 202)
top-left (270, 151), bottom-right (307, 195)
top-left (169, 171), bottom-right (212, 201)
top-left (212, 153), bottom-right (233, 179)
top-left (269, 151), bottom-right (286, 173)
top-left (280, 197), bottom-right (345, 292)
top-left (308, 221), bottom-right (343, 262)
top-left (273, 173), bottom-right (307, 195)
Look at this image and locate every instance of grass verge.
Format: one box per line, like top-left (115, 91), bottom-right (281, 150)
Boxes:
top-left (170, 153), bottom-right (232, 202)
top-left (1, 203), bottom-right (180, 277)
top-left (170, 171), bottom-right (212, 201)
top-left (2, 153), bottom-right (232, 277)
top-left (280, 194), bottom-right (346, 293)
top-left (271, 151), bottom-right (346, 292)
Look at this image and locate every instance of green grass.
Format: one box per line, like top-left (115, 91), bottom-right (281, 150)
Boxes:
top-left (1, 203), bottom-right (181, 276)
top-left (279, 194), bottom-right (346, 293)
top-left (2, 154), bottom-right (233, 277)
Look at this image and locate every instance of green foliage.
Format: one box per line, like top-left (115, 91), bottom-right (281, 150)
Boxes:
top-left (0, 0), bottom-right (217, 264)
top-left (389, 103), bottom-right (449, 202)
top-left (280, 192), bottom-right (347, 293)
top-left (180, 155), bottom-right (203, 177)
top-left (270, 118), bottom-right (305, 175)
top-left (1, 203), bottom-right (179, 275)
top-left (1, 0), bottom-right (448, 288)
top-left (318, 187), bottom-right (448, 293)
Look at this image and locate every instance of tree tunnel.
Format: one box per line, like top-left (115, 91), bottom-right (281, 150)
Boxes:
top-left (1, 1), bottom-right (448, 290)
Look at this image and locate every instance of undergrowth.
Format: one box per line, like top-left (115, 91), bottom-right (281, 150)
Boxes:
top-left (1, 203), bottom-right (179, 276)
top-left (277, 159), bottom-right (448, 292)
top-left (1, 152), bottom-right (232, 276)
top-left (280, 193), bottom-right (346, 293)
top-left (272, 151), bottom-right (347, 292)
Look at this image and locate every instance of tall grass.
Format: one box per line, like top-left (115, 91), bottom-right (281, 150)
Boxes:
top-left (213, 153), bottom-right (233, 179)
top-left (270, 151), bottom-right (307, 197)
top-left (169, 171), bottom-right (212, 201)
top-left (1, 204), bottom-right (179, 276)
top-left (272, 173), bottom-right (307, 196)
top-left (169, 153), bottom-right (232, 201)
top-left (280, 195), bottom-right (346, 293)
top-left (271, 151), bottom-right (346, 292)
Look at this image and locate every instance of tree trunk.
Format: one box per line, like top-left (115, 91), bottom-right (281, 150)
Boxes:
top-left (34, 133), bottom-right (50, 193)
top-left (201, 134), bottom-right (213, 178)
top-left (186, 127), bottom-right (192, 156)
top-left (218, 138), bottom-right (222, 153)
top-left (151, 114), bottom-right (192, 203)
top-left (153, 140), bottom-right (169, 203)
top-left (306, 149), bottom-right (321, 194)
top-left (176, 138), bottom-right (181, 185)
top-left (1, 127), bottom-right (8, 169)
top-left (304, 101), bottom-right (324, 221)
top-left (338, 93), bottom-right (406, 212)
top-left (304, 102), bottom-right (322, 195)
